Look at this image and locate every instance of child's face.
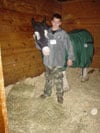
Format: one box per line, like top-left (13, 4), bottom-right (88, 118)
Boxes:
top-left (51, 17), bottom-right (62, 29)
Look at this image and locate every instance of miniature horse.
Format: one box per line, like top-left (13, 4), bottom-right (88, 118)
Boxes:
top-left (32, 17), bottom-right (94, 90)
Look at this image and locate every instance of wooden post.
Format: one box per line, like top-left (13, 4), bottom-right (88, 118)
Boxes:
top-left (0, 44), bottom-right (9, 133)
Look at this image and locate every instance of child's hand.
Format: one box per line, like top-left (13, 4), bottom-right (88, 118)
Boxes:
top-left (42, 46), bottom-right (50, 56)
top-left (67, 59), bottom-right (73, 66)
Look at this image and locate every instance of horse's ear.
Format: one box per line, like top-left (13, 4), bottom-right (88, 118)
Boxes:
top-left (42, 16), bottom-right (46, 24)
top-left (32, 18), bottom-right (36, 26)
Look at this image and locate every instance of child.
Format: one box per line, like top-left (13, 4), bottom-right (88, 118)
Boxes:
top-left (40, 13), bottom-right (74, 104)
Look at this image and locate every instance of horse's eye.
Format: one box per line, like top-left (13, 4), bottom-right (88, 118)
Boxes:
top-left (44, 30), bottom-right (48, 38)
top-left (34, 31), bottom-right (40, 40)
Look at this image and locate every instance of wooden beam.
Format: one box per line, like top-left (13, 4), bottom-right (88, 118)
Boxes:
top-left (0, 44), bottom-right (9, 133)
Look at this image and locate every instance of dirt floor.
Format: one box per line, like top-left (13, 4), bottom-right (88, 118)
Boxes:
top-left (6, 68), bottom-right (100, 133)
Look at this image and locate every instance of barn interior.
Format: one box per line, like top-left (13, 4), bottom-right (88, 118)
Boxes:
top-left (0, 0), bottom-right (100, 132)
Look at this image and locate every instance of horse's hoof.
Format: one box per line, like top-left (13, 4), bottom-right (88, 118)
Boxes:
top-left (81, 76), bottom-right (89, 82)
top-left (63, 87), bottom-right (71, 92)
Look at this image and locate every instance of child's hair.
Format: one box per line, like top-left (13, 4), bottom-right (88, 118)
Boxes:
top-left (51, 13), bottom-right (62, 20)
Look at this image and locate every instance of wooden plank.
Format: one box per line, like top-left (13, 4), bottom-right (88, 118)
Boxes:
top-left (1, 46), bottom-right (38, 57)
top-left (0, 0), bottom-right (61, 16)
top-left (4, 65), bottom-right (45, 85)
top-left (1, 39), bottom-right (35, 49)
top-left (0, 105), bottom-right (5, 133)
top-left (0, 32), bottom-right (33, 41)
top-left (0, 44), bottom-right (9, 132)
top-left (62, 1), bottom-right (100, 19)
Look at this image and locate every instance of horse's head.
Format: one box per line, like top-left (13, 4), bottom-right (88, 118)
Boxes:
top-left (32, 17), bottom-right (49, 49)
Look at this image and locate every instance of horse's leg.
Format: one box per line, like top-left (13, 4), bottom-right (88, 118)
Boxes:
top-left (63, 71), bottom-right (70, 92)
top-left (81, 68), bottom-right (89, 82)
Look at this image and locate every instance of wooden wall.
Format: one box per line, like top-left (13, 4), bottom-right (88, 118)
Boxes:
top-left (61, 0), bottom-right (100, 68)
top-left (0, 0), bottom-right (61, 85)
top-left (0, 0), bottom-right (100, 86)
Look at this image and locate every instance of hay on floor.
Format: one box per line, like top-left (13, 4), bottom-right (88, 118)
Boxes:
top-left (6, 68), bottom-right (100, 133)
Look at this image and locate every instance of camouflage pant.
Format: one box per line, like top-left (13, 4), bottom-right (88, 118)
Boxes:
top-left (44, 66), bottom-right (64, 97)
